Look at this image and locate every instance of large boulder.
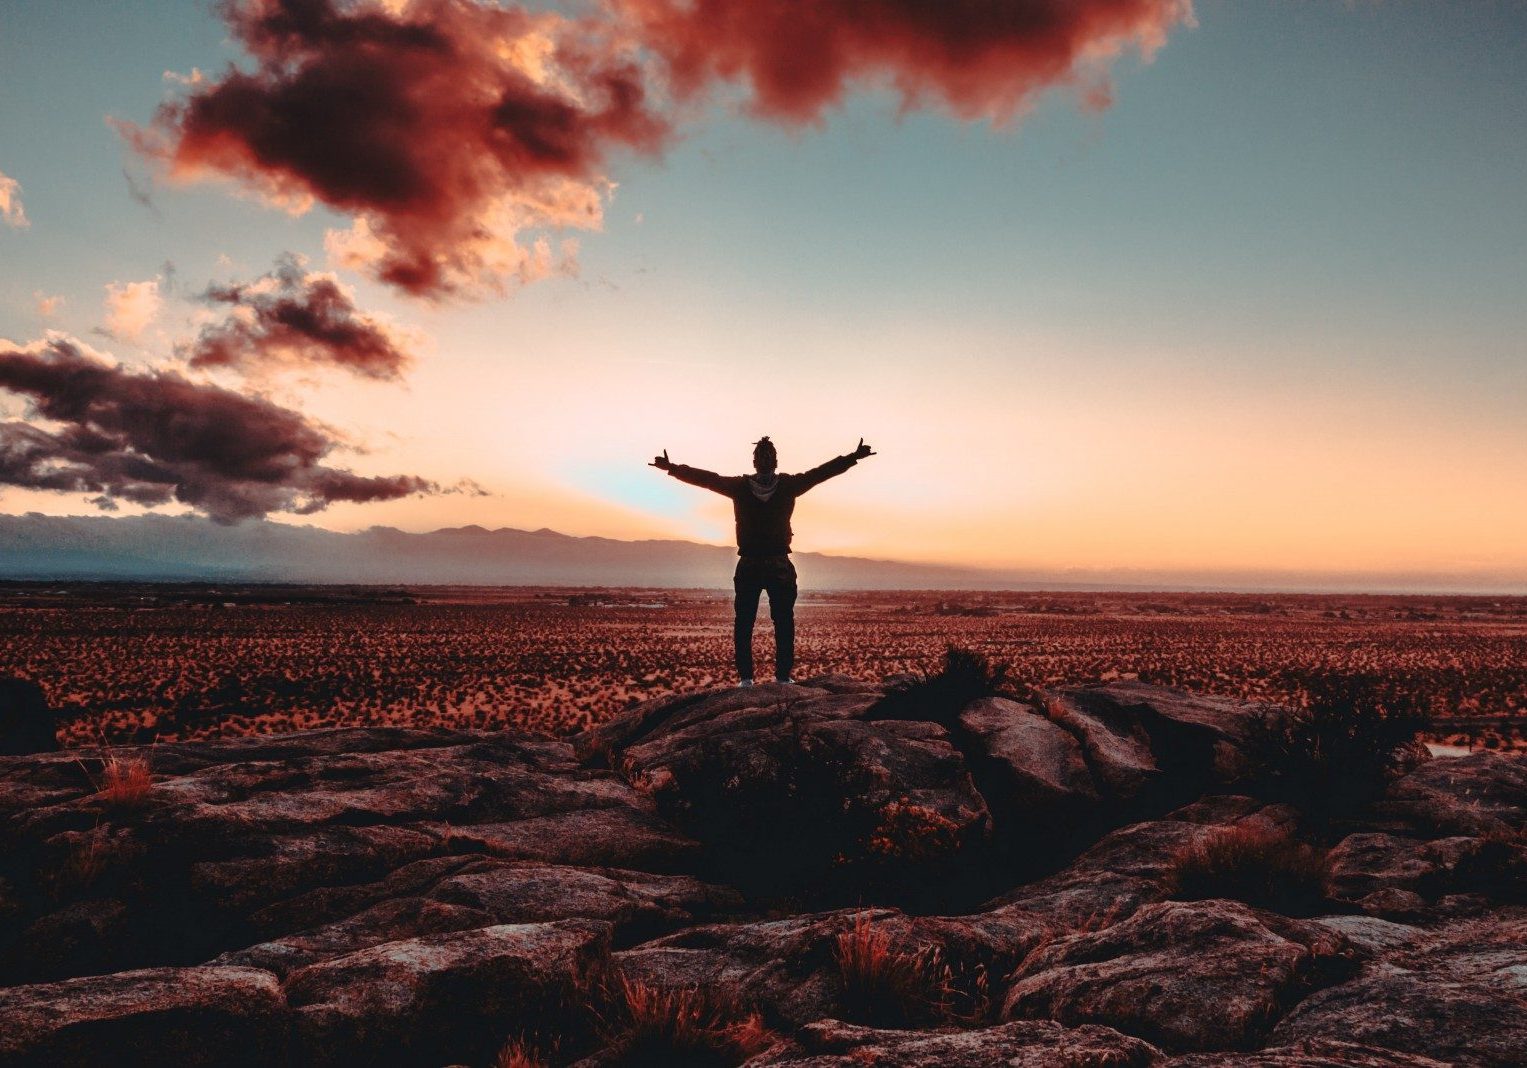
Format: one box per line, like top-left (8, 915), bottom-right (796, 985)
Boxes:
top-left (1003, 899), bottom-right (1358, 1052)
top-left (1324, 832), bottom-right (1525, 908)
top-left (957, 696), bottom-right (1098, 842)
top-left (0, 677), bottom-right (55, 756)
top-left (0, 728), bottom-right (701, 984)
top-left (751, 1018), bottom-right (1160, 1066)
top-left (586, 685), bottom-right (990, 900)
top-left (1378, 752), bottom-right (1527, 838)
top-left (284, 919), bottom-right (609, 1067)
top-left (613, 906), bottom-right (1037, 1031)
top-left (1271, 912), bottom-right (1527, 1066)
top-left (1041, 681), bottom-right (1276, 809)
top-left (225, 860), bottom-right (740, 976)
top-left (982, 795), bottom-right (1280, 930)
top-left (0, 965), bottom-right (289, 1067)
top-left (1165, 1039), bottom-right (1454, 1065)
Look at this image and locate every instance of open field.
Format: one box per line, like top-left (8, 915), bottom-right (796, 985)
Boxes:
top-left (2, 583), bottom-right (1524, 750)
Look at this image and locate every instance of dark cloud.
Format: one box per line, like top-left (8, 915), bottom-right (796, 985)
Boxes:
top-left (123, 0), bottom-right (671, 298)
top-left (617, 0), bottom-right (1194, 123)
top-left (0, 335), bottom-right (435, 522)
top-left (186, 255), bottom-right (412, 380)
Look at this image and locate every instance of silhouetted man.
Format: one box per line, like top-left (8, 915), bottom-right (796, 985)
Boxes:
top-left (651, 436), bottom-right (875, 686)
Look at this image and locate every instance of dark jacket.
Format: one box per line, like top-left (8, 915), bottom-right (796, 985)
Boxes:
top-left (666, 455), bottom-right (858, 557)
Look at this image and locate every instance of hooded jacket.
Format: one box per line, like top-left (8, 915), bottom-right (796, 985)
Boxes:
top-left (665, 454), bottom-right (858, 557)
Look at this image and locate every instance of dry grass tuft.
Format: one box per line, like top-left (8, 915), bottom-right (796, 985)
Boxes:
top-left (835, 911), bottom-right (974, 1027)
top-left (491, 1036), bottom-right (548, 1068)
top-left (1167, 823), bottom-right (1327, 915)
top-left (100, 752), bottom-right (155, 806)
top-left (598, 976), bottom-right (776, 1067)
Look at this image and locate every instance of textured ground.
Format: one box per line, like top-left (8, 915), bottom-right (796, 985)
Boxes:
top-left (1, 677), bottom-right (1522, 1066)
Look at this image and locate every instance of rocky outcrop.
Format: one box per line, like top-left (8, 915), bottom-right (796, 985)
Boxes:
top-left (1377, 751), bottom-right (1527, 837)
top-left (1271, 912), bottom-right (1527, 1067)
top-left (0, 727), bottom-right (699, 984)
top-left (752, 1017), bottom-right (1161, 1066)
top-left (221, 860), bottom-right (738, 975)
top-left (1165, 1040), bottom-right (1454, 1066)
top-left (1324, 831), bottom-right (1525, 911)
top-left (0, 965), bottom-right (288, 1067)
top-left (0, 679), bottom-right (1521, 1067)
top-left (589, 683), bottom-right (991, 900)
top-left (1003, 899), bottom-right (1358, 1052)
top-left (1042, 681), bottom-right (1275, 807)
top-left (285, 919), bottom-right (608, 1067)
top-left (957, 696), bottom-right (1099, 848)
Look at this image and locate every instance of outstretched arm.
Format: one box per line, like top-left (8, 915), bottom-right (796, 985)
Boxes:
top-left (650, 449), bottom-right (733, 496)
top-left (794, 438), bottom-right (876, 494)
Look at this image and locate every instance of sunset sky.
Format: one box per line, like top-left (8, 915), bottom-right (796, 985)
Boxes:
top-left (2, 1), bottom-right (1525, 587)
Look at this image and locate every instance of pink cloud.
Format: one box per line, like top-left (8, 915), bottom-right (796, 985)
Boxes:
top-left (123, 0), bottom-right (670, 299)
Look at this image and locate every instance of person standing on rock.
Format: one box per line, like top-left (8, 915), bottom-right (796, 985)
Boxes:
top-left (651, 436), bottom-right (875, 687)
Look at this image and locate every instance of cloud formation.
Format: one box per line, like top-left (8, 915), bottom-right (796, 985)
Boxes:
top-left (186, 256), bottom-right (413, 380)
top-left (0, 169), bottom-right (27, 228)
top-left (125, 0), bottom-right (670, 298)
top-left (124, 0), bottom-right (1194, 300)
top-left (102, 279), bottom-right (163, 342)
top-left (617, 0), bottom-right (1194, 123)
top-left (0, 335), bottom-right (435, 522)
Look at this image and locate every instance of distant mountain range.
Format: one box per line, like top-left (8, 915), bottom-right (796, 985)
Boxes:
top-left (0, 514), bottom-right (992, 589)
top-left (1, 514), bottom-right (1523, 593)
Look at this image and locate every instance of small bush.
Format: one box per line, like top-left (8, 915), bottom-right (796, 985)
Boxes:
top-left (1243, 674), bottom-right (1427, 816)
top-left (597, 977), bottom-right (776, 1067)
top-left (866, 646), bottom-right (1020, 725)
top-left (1167, 824), bottom-right (1327, 915)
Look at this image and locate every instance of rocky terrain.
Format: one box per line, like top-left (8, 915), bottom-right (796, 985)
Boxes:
top-left (0, 674), bottom-right (1523, 1066)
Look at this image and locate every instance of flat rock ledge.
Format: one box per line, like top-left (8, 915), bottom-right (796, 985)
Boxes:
top-left (0, 677), bottom-right (1522, 1066)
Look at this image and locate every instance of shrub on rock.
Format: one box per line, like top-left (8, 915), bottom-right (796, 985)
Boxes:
top-left (1242, 675), bottom-right (1427, 818)
top-left (1167, 823), bottom-right (1328, 916)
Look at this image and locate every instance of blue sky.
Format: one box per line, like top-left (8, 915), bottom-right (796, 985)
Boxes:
top-left (2, 1), bottom-right (1525, 585)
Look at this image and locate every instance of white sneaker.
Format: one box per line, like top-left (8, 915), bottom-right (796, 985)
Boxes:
top-left (738, 679), bottom-right (755, 688)
top-left (775, 677), bottom-right (796, 685)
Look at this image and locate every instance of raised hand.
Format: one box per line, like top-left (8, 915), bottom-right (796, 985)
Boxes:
top-left (650, 449), bottom-right (673, 470)
top-left (851, 437), bottom-right (876, 460)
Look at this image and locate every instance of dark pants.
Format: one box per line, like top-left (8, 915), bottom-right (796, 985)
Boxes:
top-left (733, 555), bottom-right (797, 681)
